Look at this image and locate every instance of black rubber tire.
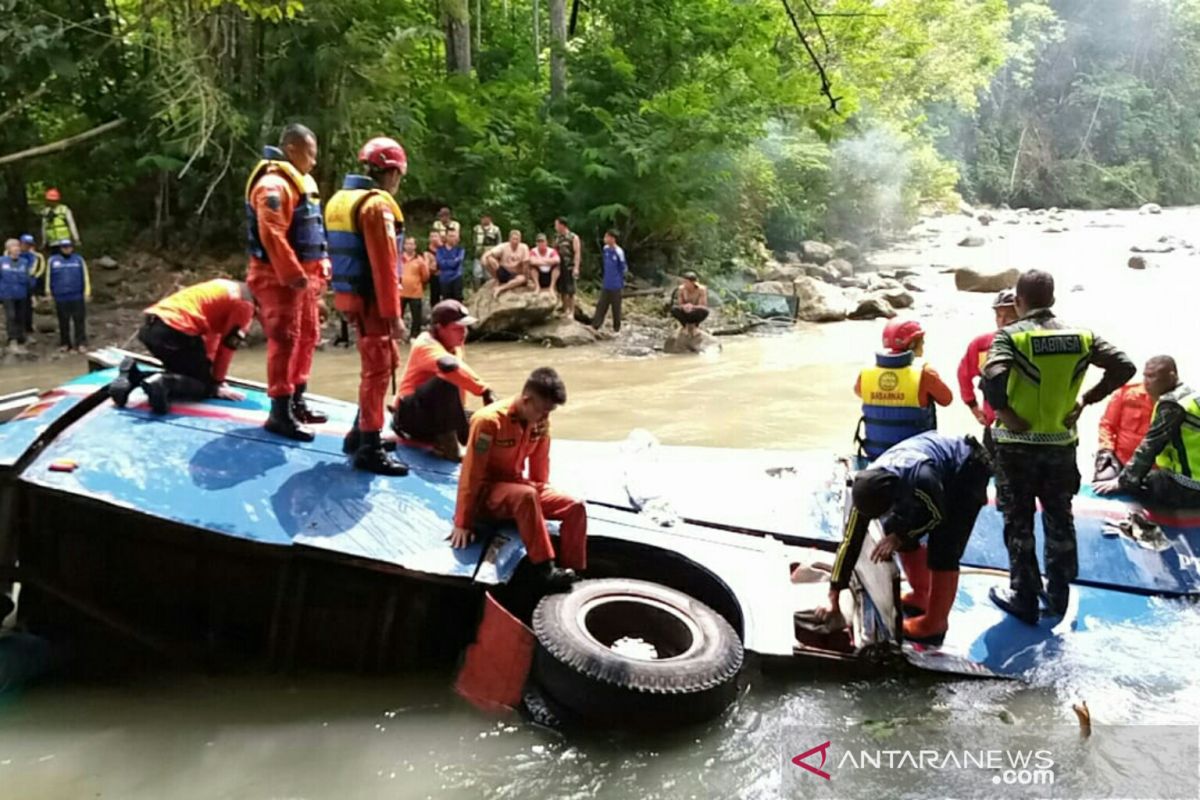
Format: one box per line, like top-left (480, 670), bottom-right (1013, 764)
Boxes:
top-left (531, 578), bottom-right (744, 728)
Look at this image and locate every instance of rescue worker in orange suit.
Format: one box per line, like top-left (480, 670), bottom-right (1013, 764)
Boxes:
top-left (450, 367), bottom-right (585, 592)
top-left (816, 431), bottom-right (992, 644)
top-left (327, 136), bottom-right (410, 476)
top-left (109, 279), bottom-right (256, 414)
top-left (854, 319), bottom-right (953, 460)
top-left (393, 299), bottom-right (498, 462)
top-left (1093, 380), bottom-right (1153, 481)
top-left (957, 290), bottom-right (1018, 442)
top-left (288, 170), bottom-right (332, 427)
top-left (245, 123), bottom-right (328, 441)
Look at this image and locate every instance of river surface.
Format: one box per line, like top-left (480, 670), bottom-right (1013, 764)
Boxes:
top-left (1, 207), bottom-right (1199, 798)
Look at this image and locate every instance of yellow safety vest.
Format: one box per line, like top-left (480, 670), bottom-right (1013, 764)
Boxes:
top-left (1155, 388), bottom-right (1200, 488)
top-left (994, 328), bottom-right (1093, 445)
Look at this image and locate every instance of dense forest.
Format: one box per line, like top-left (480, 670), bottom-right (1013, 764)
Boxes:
top-left (1, 0), bottom-right (1197, 276)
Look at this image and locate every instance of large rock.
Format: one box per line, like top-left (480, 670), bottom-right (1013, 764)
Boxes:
top-left (838, 275), bottom-right (868, 290)
top-left (801, 240), bottom-right (836, 265)
top-left (1130, 243), bottom-right (1175, 254)
top-left (978, 212), bottom-right (994, 226)
top-left (958, 235), bottom-right (986, 247)
top-left (524, 318), bottom-right (600, 347)
top-left (96, 255), bottom-right (119, 270)
top-left (469, 283), bottom-right (558, 335)
top-left (664, 328), bottom-right (721, 355)
top-left (750, 280), bottom-right (790, 295)
top-left (1139, 202), bottom-right (1163, 215)
top-left (954, 267), bottom-right (1019, 293)
top-left (763, 264), bottom-right (806, 283)
top-left (848, 296), bottom-right (896, 320)
top-left (825, 258), bottom-right (855, 278)
top-left (804, 263), bottom-right (841, 284)
top-left (878, 287), bottom-right (914, 309)
top-left (1128, 256), bottom-right (1148, 270)
top-left (832, 240), bottom-right (862, 265)
top-left (793, 276), bottom-right (850, 323)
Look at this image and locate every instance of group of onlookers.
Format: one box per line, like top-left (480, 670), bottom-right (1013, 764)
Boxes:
top-left (1, 188), bottom-right (91, 354)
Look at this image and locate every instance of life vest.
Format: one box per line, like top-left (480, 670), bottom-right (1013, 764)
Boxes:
top-left (244, 146), bottom-right (327, 263)
top-left (858, 351), bottom-right (935, 460)
top-left (0, 257), bottom-right (29, 301)
top-left (43, 205), bottom-right (73, 243)
top-left (1153, 386), bottom-right (1200, 490)
top-left (48, 253), bottom-right (86, 301)
top-left (993, 328), bottom-right (1094, 446)
top-left (554, 228), bottom-right (575, 263)
top-left (325, 175), bottom-right (403, 297)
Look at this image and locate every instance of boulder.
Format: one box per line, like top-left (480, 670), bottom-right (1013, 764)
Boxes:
top-left (750, 280), bottom-right (790, 296)
top-left (959, 200), bottom-right (977, 217)
top-left (468, 283), bottom-right (558, 336)
top-left (800, 240), bottom-right (836, 265)
top-left (832, 240), bottom-right (862, 265)
top-left (1128, 256), bottom-right (1148, 270)
top-left (1139, 203), bottom-right (1163, 215)
top-left (763, 264), bottom-right (806, 283)
top-left (1043, 227), bottom-right (1067, 233)
top-left (958, 235), bottom-right (986, 248)
top-left (954, 267), bottom-right (1019, 293)
top-left (803, 264), bottom-right (841, 284)
top-left (978, 212), bottom-right (994, 226)
top-left (524, 318), bottom-right (600, 347)
top-left (96, 255), bottom-right (119, 270)
top-left (837, 275), bottom-right (868, 290)
top-left (825, 258), bottom-right (855, 278)
top-left (878, 287), bottom-right (914, 309)
top-left (865, 275), bottom-right (904, 292)
top-left (1130, 243), bottom-right (1175, 254)
top-left (792, 276), bottom-right (850, 323)
top-left (664, 328), bottom-right (721, 355)
top-left (848, 296), bottom-right (896, 320)
top-left (902, 280), bottom-right (924, 293)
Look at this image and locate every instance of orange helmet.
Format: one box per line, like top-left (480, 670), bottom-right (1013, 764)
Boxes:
top-left (358, 137), bottom-right (407, 174)
top-left (882, 318), bottom-right (925, 353)
top-left (45, 188), bottom-right (61, 202)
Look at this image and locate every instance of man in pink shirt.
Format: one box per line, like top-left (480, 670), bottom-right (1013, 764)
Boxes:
top-left (957, 289), bottom-right (1017, 432)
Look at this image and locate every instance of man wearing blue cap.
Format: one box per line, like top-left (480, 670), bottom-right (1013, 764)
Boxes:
top-left (17, 234), bottom-right (45, 340)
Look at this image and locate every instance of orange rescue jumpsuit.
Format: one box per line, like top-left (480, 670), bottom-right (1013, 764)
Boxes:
top-left (146, 279), bottom-right (255, 383)
top-left (247, 170), bottom-right (326, 399)
top-left (455, 398), bottom-right (587, 570)
top-left (289, 175), bottom-right (329, 394)
top-left (333, 195), bottom-right (402, 434)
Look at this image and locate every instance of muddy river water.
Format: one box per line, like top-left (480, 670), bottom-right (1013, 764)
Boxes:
top-left (1, 207), bottom-right (1199, 798)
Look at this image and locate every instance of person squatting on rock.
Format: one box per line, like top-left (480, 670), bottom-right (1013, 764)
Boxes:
top-left (393, 300), bottom-right (497, 462)
top-left (983, 269), bottom-right (1135, 624)
top-left (244, 123), bottom-right (329, 441)
top-left (110, 279), bottom-right (256, 413)
top-left (451, 367), bottom-right (586, 592)
top-left (327, 136), bottom-right (412, 476)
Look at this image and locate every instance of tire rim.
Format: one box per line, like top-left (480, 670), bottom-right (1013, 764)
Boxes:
top-left (577, 595), bottom-right (702, 662)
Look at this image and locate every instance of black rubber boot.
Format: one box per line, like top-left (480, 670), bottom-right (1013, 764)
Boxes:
top-left (1040, 585), bottom-right (1070, 618)
top-left (342, 427), bottom-right (361, 455)
top-left (291, 383), bottom-right (328, 425)
top-left (433, 431), bottom-right (463, 462)
top-left (533, 561), bottom-right (578, 593)
top-left (353, 431), bottom-right (409, 476)
top-left (108, 357), bottom-right (146, 407)
top-left (142, 373), bottom-right (170, 415)
top-left (988, 586), bottom-right (1039, 625)
top-left (265, 395), bottom-right (315, 442)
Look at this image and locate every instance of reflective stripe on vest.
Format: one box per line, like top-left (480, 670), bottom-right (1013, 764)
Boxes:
top-left (859, 353), bottom-right (935, 459)
top-left (994, 328), bottom-right (1093, 446)
top-left (1154, 389), bottom-right (1200, 489)
top-left (49, 254), bottom-right (85, 301)
top-left (244, 147), bottom-right (328, 263)
top-left (44, 206), bottom-right (72, 242)
top-left (325, 175), bottom-right (403, 297)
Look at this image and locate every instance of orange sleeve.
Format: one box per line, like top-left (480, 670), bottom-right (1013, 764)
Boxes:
top-left (250, 175), bottom-right (305, 285)
top-left (853, 374), bottom-right (862, 398)
top-left (441, 350), bottom-right (489, 397)
top-left (527, 432), bottom-right (550, 485)
top-left (360, 199), bottom-right (401, 320)
top-left (920, 364), bottom-right (954, 407)
top-left (454, 413), bottom-right (502, 529)
top-left (1098, 386), bottom-right (1124, 452)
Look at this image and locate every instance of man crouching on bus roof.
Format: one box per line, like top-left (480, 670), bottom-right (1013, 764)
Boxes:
top-left (449, 367), bottom-right (586, 592)
top-left (815, 432), bottom-right (993, 645)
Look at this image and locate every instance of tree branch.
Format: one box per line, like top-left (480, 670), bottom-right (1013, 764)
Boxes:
top-left (799, 0), bottom-right (830, 55)
top-left (0, 83), bottom-right (53, 126)
top-left (780, 0), bottom-right (843, 113)
top-left (0, 119), bottom-right (127, 166)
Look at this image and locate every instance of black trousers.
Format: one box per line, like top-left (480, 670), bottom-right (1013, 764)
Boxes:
top-left (392, 376), bottom-right (469, 444)
top-left (3, 299), bottom-right (27, 343)
top-left (429, 279), bottom-right (441, 307)
top-left (138, 316), bottom-right (216, 391)
top-left (670, 306), bottom-right (709, 325)
top-left (924, 448), bottom-right (992, 571)
top-left (402, 297), bottom-right (424, 332)
top-left (55, 300), bottom-right (86, 347)
top-left (592, 289), bottom-right (623, 332)
top-left (439, 277), bottom-right (464, 302)
top-left (1138, 471), bottom-right (1200, 509)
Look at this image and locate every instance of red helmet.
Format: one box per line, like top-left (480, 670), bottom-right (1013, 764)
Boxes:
top-left (358, 137), bottom-right (407, 175)
top-left (45, 188), bottom-right (61, 202)
top-left (882, 318), bottom-right (925, 353)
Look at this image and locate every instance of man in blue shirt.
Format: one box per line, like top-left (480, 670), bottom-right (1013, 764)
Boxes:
top-left (592, 230), bottom-right (627, 332)
top-left (17, 234), bottom-right (44, 340)
top-left (435, 229), bottom-right (466, 302)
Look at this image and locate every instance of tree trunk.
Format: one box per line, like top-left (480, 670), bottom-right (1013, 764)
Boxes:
top-left (442, 0), bottom-right (472, 75)
top-left (549, 0), bottom-right (567, 99)
top-left (532, 0), bottom-right (540, 75)
top-left (474, 0), bottom-right (482, 53)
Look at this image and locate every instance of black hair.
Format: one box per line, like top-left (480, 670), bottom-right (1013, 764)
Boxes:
top-left (524, 367), bottom-right (567, 405)
top-left (1015, 269), bottom-right (1055, 310)
top-left (555, 216), bottom-right (569, 226)
top-left (604, 229), bottom-right (618, 240)
top-left (280, 123), bottom-right (316, 149)
top-left (366, 165), bottom-right (395, 183)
